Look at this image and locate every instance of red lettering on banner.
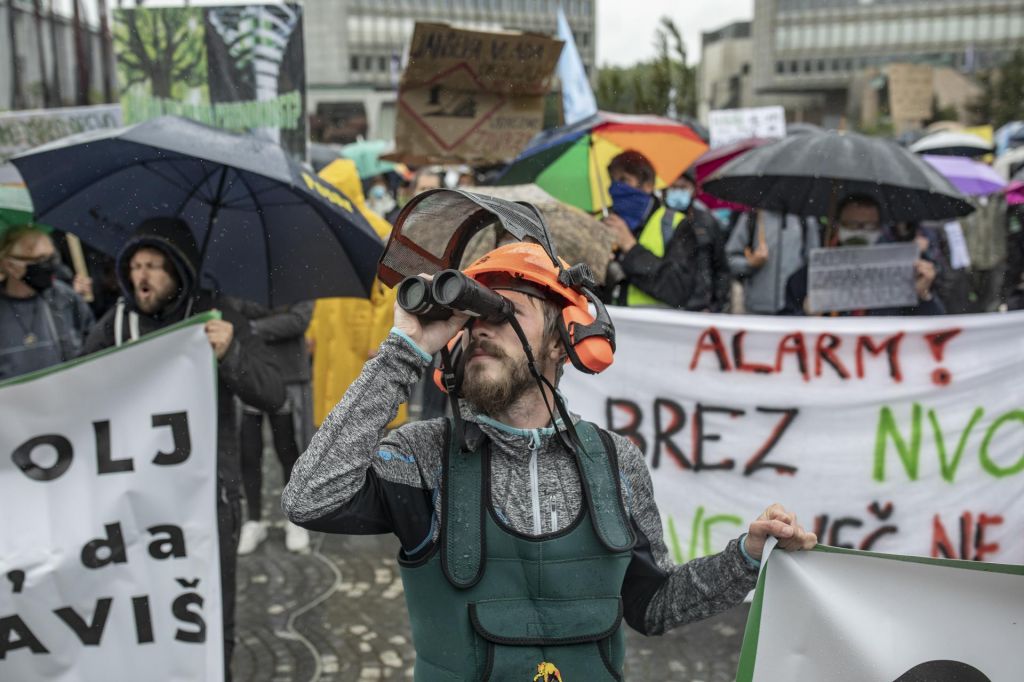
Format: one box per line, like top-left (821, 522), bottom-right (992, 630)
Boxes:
top-left (732, 331), bottom-right (774, 374)
top-left (855, 333), bottom-right (904, 382)
top-left (813, 333), bottom-right (851, 379)
top-left (689, 327), bottom-right (731, 371)
top-left (775, 332), bottom-right (809, 382)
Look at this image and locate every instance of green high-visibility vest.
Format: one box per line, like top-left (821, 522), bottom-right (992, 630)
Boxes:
top-left (399, 421), bottom-right (635, 681)
top-left (626, 206), bottom-right (685, 307)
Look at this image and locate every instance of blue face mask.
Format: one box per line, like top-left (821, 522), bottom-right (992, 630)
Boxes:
top-left (608, 181), bottom-right (652, 232)
top-left (712, 208), bottom-right (732, 225)
top-left (665, 188), bottom-right (693, 211)
top-left (369, 185), bottom-right (388, 200)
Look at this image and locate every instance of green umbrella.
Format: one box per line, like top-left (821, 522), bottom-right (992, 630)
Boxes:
top-left (0, 186), bottom-right (51, 238)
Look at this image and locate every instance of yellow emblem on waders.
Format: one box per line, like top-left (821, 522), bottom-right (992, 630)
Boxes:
top-left (534, 661), bottom-right (563, 681)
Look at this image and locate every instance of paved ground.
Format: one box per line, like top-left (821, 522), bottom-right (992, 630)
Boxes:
top-left (234, 455), bottom-right (750, 682)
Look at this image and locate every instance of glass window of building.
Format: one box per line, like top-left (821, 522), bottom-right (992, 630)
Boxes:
top-left (378, 56), bottom-right (387, 71)
top-left (790, 60), bottom-right (799, 73)
top-left (962, 15), bottom-right (978, 42)
top-left (882, 18), bottom-right (899, 46)
top-left (1010, 11), bottom-right (1024, 39)
top-left (364, 56), bottom-right (373, 71)
top-left (350, 55), bottom-right (360, 72)
top-left (775, 26), bottom-right (792, 51)
top-left (841, 21), bottom-right (857, 48)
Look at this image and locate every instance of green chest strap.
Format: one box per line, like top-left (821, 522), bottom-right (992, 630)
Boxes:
top-left (441, 419), bottom-right (635, 589)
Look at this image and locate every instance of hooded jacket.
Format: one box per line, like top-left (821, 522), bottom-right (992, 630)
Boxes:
top-left (282, 332), bottom-right (758, 637)
top-left (306, 159), bottom-right (406, 427)
top-left (726, 211), bottom-right (820, 314)
top-left (83, 217), bottom-right (285, 497)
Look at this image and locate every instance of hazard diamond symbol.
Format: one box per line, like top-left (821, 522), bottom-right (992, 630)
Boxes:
top-left (398, 63), bottom-right (507, 152)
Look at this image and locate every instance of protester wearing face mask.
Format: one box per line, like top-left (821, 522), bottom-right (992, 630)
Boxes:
top-left (601, 152), bottom-right (721, 310)
top-left (365, 176), bottom-right (397, 218)
top-left (782, 194), bottom-right (943, 316)
top-left (0, 225), bottom-right (94, 380)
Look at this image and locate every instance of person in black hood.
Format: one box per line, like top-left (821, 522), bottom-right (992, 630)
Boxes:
top-left (82, 216), bottom-right (285, 680)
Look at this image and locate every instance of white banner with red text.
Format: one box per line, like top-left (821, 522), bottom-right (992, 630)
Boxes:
top-left (561, 308), bottom-right (1024, 565)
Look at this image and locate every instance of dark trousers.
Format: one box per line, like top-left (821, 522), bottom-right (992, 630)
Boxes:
top-left (239, 412), bottom-right (300, 521)
top-left (217, 488), bottom-right (240, 681)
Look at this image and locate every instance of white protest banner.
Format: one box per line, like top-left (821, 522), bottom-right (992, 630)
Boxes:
top-left (0, 105), bottom-right (122, 162)
top-left (708, 106), bottom-right (786, 148)
top-left (560, 308), bottom-right (1024, 565)
top-left (0, 315), bottom-right (222, 680)
top-left (737, 546), bottom-right (1024, 681)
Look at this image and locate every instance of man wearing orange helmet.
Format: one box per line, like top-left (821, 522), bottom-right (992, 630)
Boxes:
top-left (283, 240), bottom-right (815, 680)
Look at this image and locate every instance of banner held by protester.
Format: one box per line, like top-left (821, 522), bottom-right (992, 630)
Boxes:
top-left (113, 3), bottom-right (307, 162)
top-left (0, 315), bottom-right (222, 680)
top-left (561, 308), bottom-right (1024, 565)
top-left (737, 544), bottom-right (1024, 681)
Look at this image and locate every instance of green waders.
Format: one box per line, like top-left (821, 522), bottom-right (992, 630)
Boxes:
top-left (398, 421), bottom-right (635, 681)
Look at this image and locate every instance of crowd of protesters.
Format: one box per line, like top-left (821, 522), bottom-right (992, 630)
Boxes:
top-left (1, 135), bottom-right (1023, 678)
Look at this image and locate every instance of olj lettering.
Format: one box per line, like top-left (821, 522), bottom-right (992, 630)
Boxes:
top-left (10, 412), bottom-right (191, 482)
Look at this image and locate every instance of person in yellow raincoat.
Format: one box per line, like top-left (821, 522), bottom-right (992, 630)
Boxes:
top-left (308, 159), bottom-right (407, 428)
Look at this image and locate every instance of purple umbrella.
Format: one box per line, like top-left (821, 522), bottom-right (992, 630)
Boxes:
top-left (922, 154), bottom-right (1006, 196)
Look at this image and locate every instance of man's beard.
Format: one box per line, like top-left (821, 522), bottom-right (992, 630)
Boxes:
top-left (461, 339), bottom-right (538, 417)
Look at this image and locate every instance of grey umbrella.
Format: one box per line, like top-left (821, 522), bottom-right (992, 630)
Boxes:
top-left (12, 116), bottom-right (383, 306)
top-left (702, 130), bottom-right (974, 222)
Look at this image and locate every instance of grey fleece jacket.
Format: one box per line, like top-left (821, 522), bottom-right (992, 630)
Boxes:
top-left (282, 330), bottom-right (758, 636)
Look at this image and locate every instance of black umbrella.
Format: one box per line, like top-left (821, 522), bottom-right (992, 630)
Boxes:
top-left (12, 116), bottom-right (383, 306)
top-left (702, 130), bottom-right (974, 222)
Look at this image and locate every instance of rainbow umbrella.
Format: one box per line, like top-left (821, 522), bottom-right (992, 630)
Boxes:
top-left (495, 112), bottom-right (707, 214)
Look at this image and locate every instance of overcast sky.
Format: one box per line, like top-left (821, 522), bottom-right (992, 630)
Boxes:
top-left (596, 0), bottom-right (753, 66)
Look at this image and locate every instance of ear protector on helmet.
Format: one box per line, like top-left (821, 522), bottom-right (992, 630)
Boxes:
top-left (557, 286), bottom-right (615, 374)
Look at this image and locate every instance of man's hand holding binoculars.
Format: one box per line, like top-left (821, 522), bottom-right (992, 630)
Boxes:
top-left (394, 274), bottom-right (471, 356)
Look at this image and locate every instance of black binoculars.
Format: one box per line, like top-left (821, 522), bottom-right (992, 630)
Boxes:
top-left (396, 270), bottom-right (514, 323)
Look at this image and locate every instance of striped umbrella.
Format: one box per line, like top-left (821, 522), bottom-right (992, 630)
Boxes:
top-left (495, 111), bottom-right (707, 214)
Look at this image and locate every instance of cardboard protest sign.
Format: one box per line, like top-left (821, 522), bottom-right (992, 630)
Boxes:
top-left (392, 23), bottom-right (563, 165)
top-left (737, 545), bottom-right (1023, 681)
top-left (0, 316), bottom-right (222, 680)
top-left (113, 4), bottom-right (307, 162)
top-left (807, 243), bottom-right (919, 313)
top-left (708, 106), bottom-right (786, 148)
top-left (561, 308), bottom-right (1024, 566)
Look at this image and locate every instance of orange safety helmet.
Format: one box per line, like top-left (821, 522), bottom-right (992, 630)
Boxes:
top-left (455, 242), bottom-right (615, 375)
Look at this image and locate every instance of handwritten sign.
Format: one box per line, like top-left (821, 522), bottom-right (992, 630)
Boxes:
top-left (392, 23), bottom-right (563, 165)
top-left (708, 106), bottom-right (786, 148)
top-left (561, 308), bottom-right (1024, 566)
top-left (807, 243), bottom-right (919, 313)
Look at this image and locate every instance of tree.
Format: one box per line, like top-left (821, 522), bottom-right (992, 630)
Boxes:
top-left (595, 16), bottom-right (697, 118)
top-left (970, 48), bottom-right (1024, 127)
top-left (113, 6), bottom-right (206, 99)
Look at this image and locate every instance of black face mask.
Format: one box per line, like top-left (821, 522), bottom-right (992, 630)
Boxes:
top-left (22, 259), bottom-right (57, 292)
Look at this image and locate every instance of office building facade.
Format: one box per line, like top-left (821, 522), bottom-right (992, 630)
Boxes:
top-left (750, 0), bottom-right (1024, 125)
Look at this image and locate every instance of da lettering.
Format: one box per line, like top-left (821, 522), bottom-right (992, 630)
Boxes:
top-left (81, 522), bottom-right (187, 569)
